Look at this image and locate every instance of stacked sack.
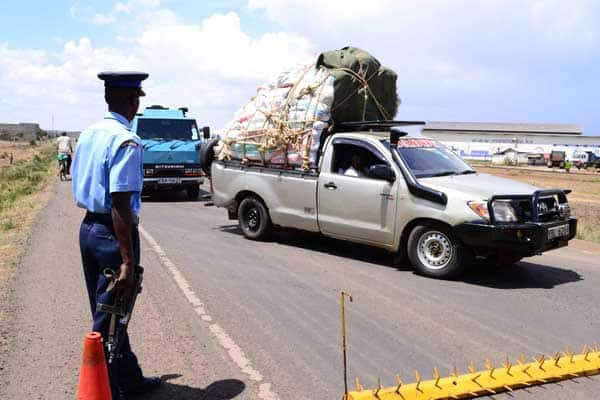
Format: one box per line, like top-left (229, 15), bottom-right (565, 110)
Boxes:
top-left (216, 47), bottom-right (398, 170)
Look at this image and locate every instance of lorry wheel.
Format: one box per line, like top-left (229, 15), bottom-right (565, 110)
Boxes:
top-left (238, 196), bottom-right (272, 240)
top-left (407, 222), bottom-right (465, 279)
top-left (187, 185), bottom-right (200, 200)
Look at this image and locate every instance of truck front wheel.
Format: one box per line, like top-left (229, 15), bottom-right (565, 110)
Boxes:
top-left (407, 223), bottom-right (465, 279)
top-left (238, 196), bottom-right (272, 240)
top-left (187, 185), bottom-right (200, 200)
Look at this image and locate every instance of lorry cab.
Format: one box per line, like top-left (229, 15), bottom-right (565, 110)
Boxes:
top-left (132, 105), bottom-right (207, 199)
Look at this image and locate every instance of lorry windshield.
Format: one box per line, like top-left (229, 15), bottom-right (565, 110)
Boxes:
top-left (393, 138), bottom-right (474, 178)
top-left (137, 118), bottom-right (199, 140)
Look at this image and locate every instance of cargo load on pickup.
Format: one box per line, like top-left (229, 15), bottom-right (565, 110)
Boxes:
top-left (215, 46), bottom-right (398, 169)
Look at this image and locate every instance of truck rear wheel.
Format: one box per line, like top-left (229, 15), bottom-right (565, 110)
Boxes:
top-left (238, 196), bottom-right (272, 240)
top-left (407, 222), bottom-right (465, 279)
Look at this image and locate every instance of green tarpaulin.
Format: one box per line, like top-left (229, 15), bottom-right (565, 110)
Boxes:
top-left (316, 46), bottom-right (398, 123)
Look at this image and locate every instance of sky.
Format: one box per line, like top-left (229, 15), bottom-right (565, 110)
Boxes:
top-left (1, 0), bottom-right (599, 135)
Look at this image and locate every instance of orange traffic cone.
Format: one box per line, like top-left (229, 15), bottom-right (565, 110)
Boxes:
top-left (76, 332), bottom-right (112, 400)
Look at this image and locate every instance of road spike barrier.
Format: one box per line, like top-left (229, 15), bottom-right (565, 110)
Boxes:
top-left (344, 347), bottom-right (600, 400)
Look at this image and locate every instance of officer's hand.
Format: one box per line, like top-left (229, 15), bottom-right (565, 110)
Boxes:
top-left (115, 263), bottom-right (135, 302)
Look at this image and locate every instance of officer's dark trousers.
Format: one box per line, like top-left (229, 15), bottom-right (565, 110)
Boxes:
top-left (79, 212), bottom-right (144, 397)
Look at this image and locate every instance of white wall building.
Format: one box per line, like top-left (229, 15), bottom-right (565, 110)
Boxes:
top-left (422, 122), bottom-right (600, 160)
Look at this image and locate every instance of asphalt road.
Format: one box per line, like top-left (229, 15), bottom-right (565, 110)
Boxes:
top-left (2, 181), bottom-right (599, 399)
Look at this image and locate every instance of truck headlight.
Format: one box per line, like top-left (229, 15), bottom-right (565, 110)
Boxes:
top-left (468, 200), bottom-right (518, 222)
top-left (491, 200), bottom-right (518, 222)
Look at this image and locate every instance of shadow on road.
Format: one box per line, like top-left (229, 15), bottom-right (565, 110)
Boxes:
top-left (462, 261), bottom-right (582, 289)
top-left (139, 375), bottom-right (245, 400)
top-left (217, 224), bottom-right (409, 269)
top-left (219, 225), bottom-right (582, 288)
top-left (142, 188), bottom-right (212, 203)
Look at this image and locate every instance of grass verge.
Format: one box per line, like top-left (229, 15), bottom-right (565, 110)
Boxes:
top-left (0, 144), bottom-right (55, 215)
top-left (0, 142), bottom-right (55, 341)
top-left (576, 223), bottom-right (600, 243)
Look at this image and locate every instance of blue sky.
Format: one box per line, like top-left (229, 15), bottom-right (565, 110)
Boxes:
top-left (1, 0), bottom-right (599, 135)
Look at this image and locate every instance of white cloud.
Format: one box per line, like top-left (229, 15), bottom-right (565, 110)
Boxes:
top-left (92, 13), bottom-right (117, 25)
top-left (530, 0), bottom-right (600, 44)
top-left (0, 7), bottom-right (314, 130)
top-left (2, 1), bottom-right (600, 131)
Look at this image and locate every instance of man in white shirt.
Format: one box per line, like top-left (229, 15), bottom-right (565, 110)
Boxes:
top-left (344, 154), bottom-right (366, 177)
top-left (56, 132), bottom-right (72, 154)
top-left (56, 132), bottom-right (73, 173)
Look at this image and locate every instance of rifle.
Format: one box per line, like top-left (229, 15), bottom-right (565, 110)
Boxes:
top-left (97, 265), bottom-right (144, 364)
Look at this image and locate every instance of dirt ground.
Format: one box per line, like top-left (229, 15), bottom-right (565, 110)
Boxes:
top-left (474, 165), bottom-right (600, 242)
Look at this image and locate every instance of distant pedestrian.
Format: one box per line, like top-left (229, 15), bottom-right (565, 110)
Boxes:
top-left (71, 71), bottom-right (160, 400)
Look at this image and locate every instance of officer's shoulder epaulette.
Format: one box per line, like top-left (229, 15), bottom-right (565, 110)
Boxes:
top-left (120, 140), bottom-right (139, 148)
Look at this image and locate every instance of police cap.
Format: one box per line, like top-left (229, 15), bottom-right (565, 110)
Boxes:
top-left (98, 71), bottom-right (149, 96)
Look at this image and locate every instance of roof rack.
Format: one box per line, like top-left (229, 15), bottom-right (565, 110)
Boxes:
top-left (332, 120), bottom-right (426, 133)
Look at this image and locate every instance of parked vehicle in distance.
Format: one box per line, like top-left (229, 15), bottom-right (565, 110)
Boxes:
top-left (132, 105), bottom-right (209, 200)
top-left (209, 121), bottom-right (577, 279)
top-left (587, 151), bottom-right (600, 171)
top-left (570, 150), bottom-right (589, 170)
top-left (547, 150), bottom-right (566, 168)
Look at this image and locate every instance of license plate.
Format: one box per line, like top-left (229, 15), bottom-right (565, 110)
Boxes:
top-left (548, 224), bottom-right (569, 240)
top-left (158, 177), bottom-right (181, 184)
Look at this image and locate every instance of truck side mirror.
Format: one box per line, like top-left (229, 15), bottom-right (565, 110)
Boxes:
top-left (202, 126), bottom-right (211, 140)
top-left (368, 164), bottom-right (395, 182)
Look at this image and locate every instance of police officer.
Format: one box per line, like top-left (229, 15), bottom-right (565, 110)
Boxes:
top-left (71, 72), bottom-right (160, 399)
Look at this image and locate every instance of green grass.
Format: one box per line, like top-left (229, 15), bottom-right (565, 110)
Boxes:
top-left (576, 222), bottom-right (600, 243)
top-left (0, 145), bottom-right (55, 214)
top-left (1, 219), bottom-right (15, 231)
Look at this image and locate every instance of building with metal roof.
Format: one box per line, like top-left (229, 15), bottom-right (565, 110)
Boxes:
top-left (422, 122), bottom-right (599, 161)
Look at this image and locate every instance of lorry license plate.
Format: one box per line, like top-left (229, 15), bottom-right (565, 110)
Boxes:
top-left (548, 224), bottom-right (569, 240)
top-left (158, 177), bottom-right (181, 184)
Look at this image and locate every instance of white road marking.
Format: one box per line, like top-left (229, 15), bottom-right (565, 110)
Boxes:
top-left (139, 225), bottom-right (279, 400)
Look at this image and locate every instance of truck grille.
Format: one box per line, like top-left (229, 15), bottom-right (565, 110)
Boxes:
top-left (512, 196), bottom-right (564, 223)
top-left (489, 190), bottom-right (570, 224)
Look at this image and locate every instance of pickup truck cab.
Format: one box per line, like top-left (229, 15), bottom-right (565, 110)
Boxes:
top-left (211, 122), bottom-right (577, 279)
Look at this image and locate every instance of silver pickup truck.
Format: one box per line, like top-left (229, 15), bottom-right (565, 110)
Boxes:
top-left (211, 122), bottom-right (577, 279)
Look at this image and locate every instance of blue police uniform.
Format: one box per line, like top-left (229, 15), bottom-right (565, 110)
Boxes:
top-left (72, 72), bottom-right (150, 399)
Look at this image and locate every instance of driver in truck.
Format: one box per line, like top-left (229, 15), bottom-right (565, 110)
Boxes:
top-left (344, 153), bottom-right (367, 177)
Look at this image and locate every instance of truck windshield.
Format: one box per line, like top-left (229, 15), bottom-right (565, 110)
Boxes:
top-left (392, 138), bottom-right (474, 178)
top-left (136, 118), bottom-right (199, 140)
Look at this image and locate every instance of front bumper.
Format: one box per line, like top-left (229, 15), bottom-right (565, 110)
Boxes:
top-left (455, 217), bottom-right (577, 257)
top-left (143, 177), bottom-right (204, 191)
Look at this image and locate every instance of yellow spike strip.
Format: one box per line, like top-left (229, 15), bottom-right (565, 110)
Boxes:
top-left (374, 378), bottom-right (382, 399)
top-left (468, 361), bottom-right (476, 374)
top-left (355, 377), bottom-right (364, 391)
top-left (537, 355), bottom-right (546, 371)
top-left (553, 352), bottom-right (561, 367)
top-left (485, 359), bottom-right (495, 378)
top-left (394, 375), bottom-right (406, 400)
top-left (344, 349), bottom-right (600, 400)
top-left (503, 358), bottom-right (512, 376)
top-left (451, 366), bottom-right (458, 378)
top-left (414, 370), bottom-right (422, 393)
